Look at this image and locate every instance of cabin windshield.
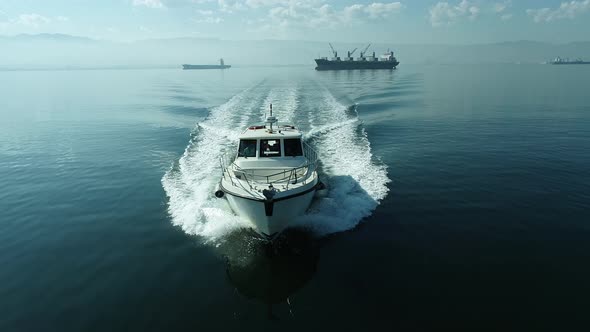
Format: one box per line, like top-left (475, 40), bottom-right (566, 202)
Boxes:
top-left (260, 139), bottom-right (281, 157)
top-left (284, 138), bottom-right (303, 157)
top-left (238, 139), bottom-right (257, 157)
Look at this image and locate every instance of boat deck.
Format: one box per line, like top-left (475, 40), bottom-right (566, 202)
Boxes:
top-left (221, 166), bottom-right (317, 201)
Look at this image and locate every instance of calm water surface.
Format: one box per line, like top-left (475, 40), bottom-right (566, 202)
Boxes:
top-left (1, 65), bottom-right (589, 331)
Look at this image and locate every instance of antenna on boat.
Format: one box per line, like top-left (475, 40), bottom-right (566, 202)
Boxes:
top-left (267, 103), bottom-right (277, 133)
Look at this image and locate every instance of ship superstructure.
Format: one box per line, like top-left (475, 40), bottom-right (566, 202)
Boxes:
top-left (550, 56), bottom-right (590, 65)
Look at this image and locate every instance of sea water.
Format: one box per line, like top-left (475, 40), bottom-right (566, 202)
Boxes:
top-left (1, 65), bottom-right (589, 331)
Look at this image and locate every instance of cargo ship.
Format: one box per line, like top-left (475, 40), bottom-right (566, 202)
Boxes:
top-left (182, 58), bottom-right (231, 70)
top-left (314, 43), bottom-right (399, 71)
top-left (550, 57), bottom-right (590, 65)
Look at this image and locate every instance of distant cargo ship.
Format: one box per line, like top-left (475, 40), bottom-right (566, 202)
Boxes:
top-left (315, 43), bottom-right (399, 71)
top-left (550, 57), bottom-right (590, 65)
top-left (182, 58), bottom-right (231, 70)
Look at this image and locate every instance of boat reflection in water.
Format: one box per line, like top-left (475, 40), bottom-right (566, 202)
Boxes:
top-left (217, 227), bottom-right (319, 319)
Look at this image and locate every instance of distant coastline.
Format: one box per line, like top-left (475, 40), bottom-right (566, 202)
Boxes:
top-left (2, 34), bottom-right (590, 68)
top-left (0, 64), bottom-right (313, 72)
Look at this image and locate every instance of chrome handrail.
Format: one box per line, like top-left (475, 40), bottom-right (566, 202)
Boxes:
top-left (220, 142), bottom-right (318, 190)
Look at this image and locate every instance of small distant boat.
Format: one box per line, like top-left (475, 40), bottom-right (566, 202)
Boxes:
top-left (216, 104), bottom-right (323, 240)
top-left (550, 56), bottom-right (590, 65)
top-left (182, 58), bottom-right (231, 70)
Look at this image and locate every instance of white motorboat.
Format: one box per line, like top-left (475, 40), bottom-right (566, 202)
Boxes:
top-left (216, 104), bottom-right (322, 239)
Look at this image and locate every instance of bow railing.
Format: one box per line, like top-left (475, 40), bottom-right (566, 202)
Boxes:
top-left (220, 142), bottom-right (318, 190)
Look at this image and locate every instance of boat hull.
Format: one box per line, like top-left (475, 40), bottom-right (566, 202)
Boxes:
top-left (551, 62), bottom-right (590, 65)
top-left (182, 64), bottom-right (231, 70)
top-left (222, 181), bottom-right (318, 239)
top-left (314, 59), bottom-right (399, 71)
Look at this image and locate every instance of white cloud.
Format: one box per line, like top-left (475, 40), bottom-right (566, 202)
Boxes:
top-left (126, 0), bottom-right (403, 32)
top-left (245, 0), bottom-right (284, 8)
top-left (0, 13), bottom-right (70, 30)
top-left (218, 0), bottom-right (245, 13)
top-left (133, 0), bottom-right (165, 9)
top-left (194, 16), bottom-right (224, 23)
top-left (493, 0), bottom-right (510, 13)
top-left (342, 4), bottom-right (364, 22)
top-left (493, 0), bottom-right (512, 20)
top-left (265, 1), bottom-right (403, 31)
top-left (364, 2), bottom-right (404, 18)
top-left (139, 25), bottom-right (153, 32)
top-left (468, 6), bottom-right (480, 19)
top-left (16, 13), bottom-right (51, 27)
top-left (429, 0), bottom-right (479, 27)
top-left (527, 0), bottom-right (590, 22)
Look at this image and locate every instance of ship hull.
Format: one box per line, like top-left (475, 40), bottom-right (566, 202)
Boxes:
top-left (220, 179), bottom-right (319, 240)
top-left (551, 62), bottom-right (590, 65)
top-left (314, 59), bottom-right (399, 71)
top-left (182, 64), bottom-right (231, 70)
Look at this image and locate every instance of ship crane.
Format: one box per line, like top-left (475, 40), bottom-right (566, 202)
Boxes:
top-left (359, 43), bottom-right (371, 58)
top-left (329, 43), bottom-right (338, 58)
top-left (347, 47), bottom-right (358, 58)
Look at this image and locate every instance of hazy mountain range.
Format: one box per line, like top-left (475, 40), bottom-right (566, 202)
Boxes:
top-left (1, 33), bottom-right (590, 69)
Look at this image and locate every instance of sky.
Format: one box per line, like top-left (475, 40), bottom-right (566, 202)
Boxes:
top-left (0, 0), bottom-right (590, 44)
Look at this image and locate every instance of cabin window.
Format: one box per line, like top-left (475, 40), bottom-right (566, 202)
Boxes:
top-left (284, 139), bottom-right (303, 157)
top-left (259, 139), bottom-right (281, 157)
top-left (238, 139), bottom-right (257, 157)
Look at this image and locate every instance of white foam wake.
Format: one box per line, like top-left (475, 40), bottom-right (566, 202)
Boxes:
top-left (161, 88), bottom-right (258, 241)
top-left (162, 84), bottom-right (390, 242)
top-left (260, 85), bottom-right (298, 123)
top-left (300, 91), bottom-right (390, 235)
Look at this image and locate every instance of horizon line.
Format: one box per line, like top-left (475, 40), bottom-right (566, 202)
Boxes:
top-left (2, 33), bottom-right (590, 46)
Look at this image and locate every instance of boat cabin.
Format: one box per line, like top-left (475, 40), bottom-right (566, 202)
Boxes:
top-left (234, 124), bottom-right (307, 170)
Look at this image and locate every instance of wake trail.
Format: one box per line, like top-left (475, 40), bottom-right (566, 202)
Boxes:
top-left (162, 85), bottom-right (270, 241)
top-left (260, 85), bottom-right (298, 123)
top-left (163, 81), bottom-right (391, 241)
top-left (299, 89), bottom-right (390, 235)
